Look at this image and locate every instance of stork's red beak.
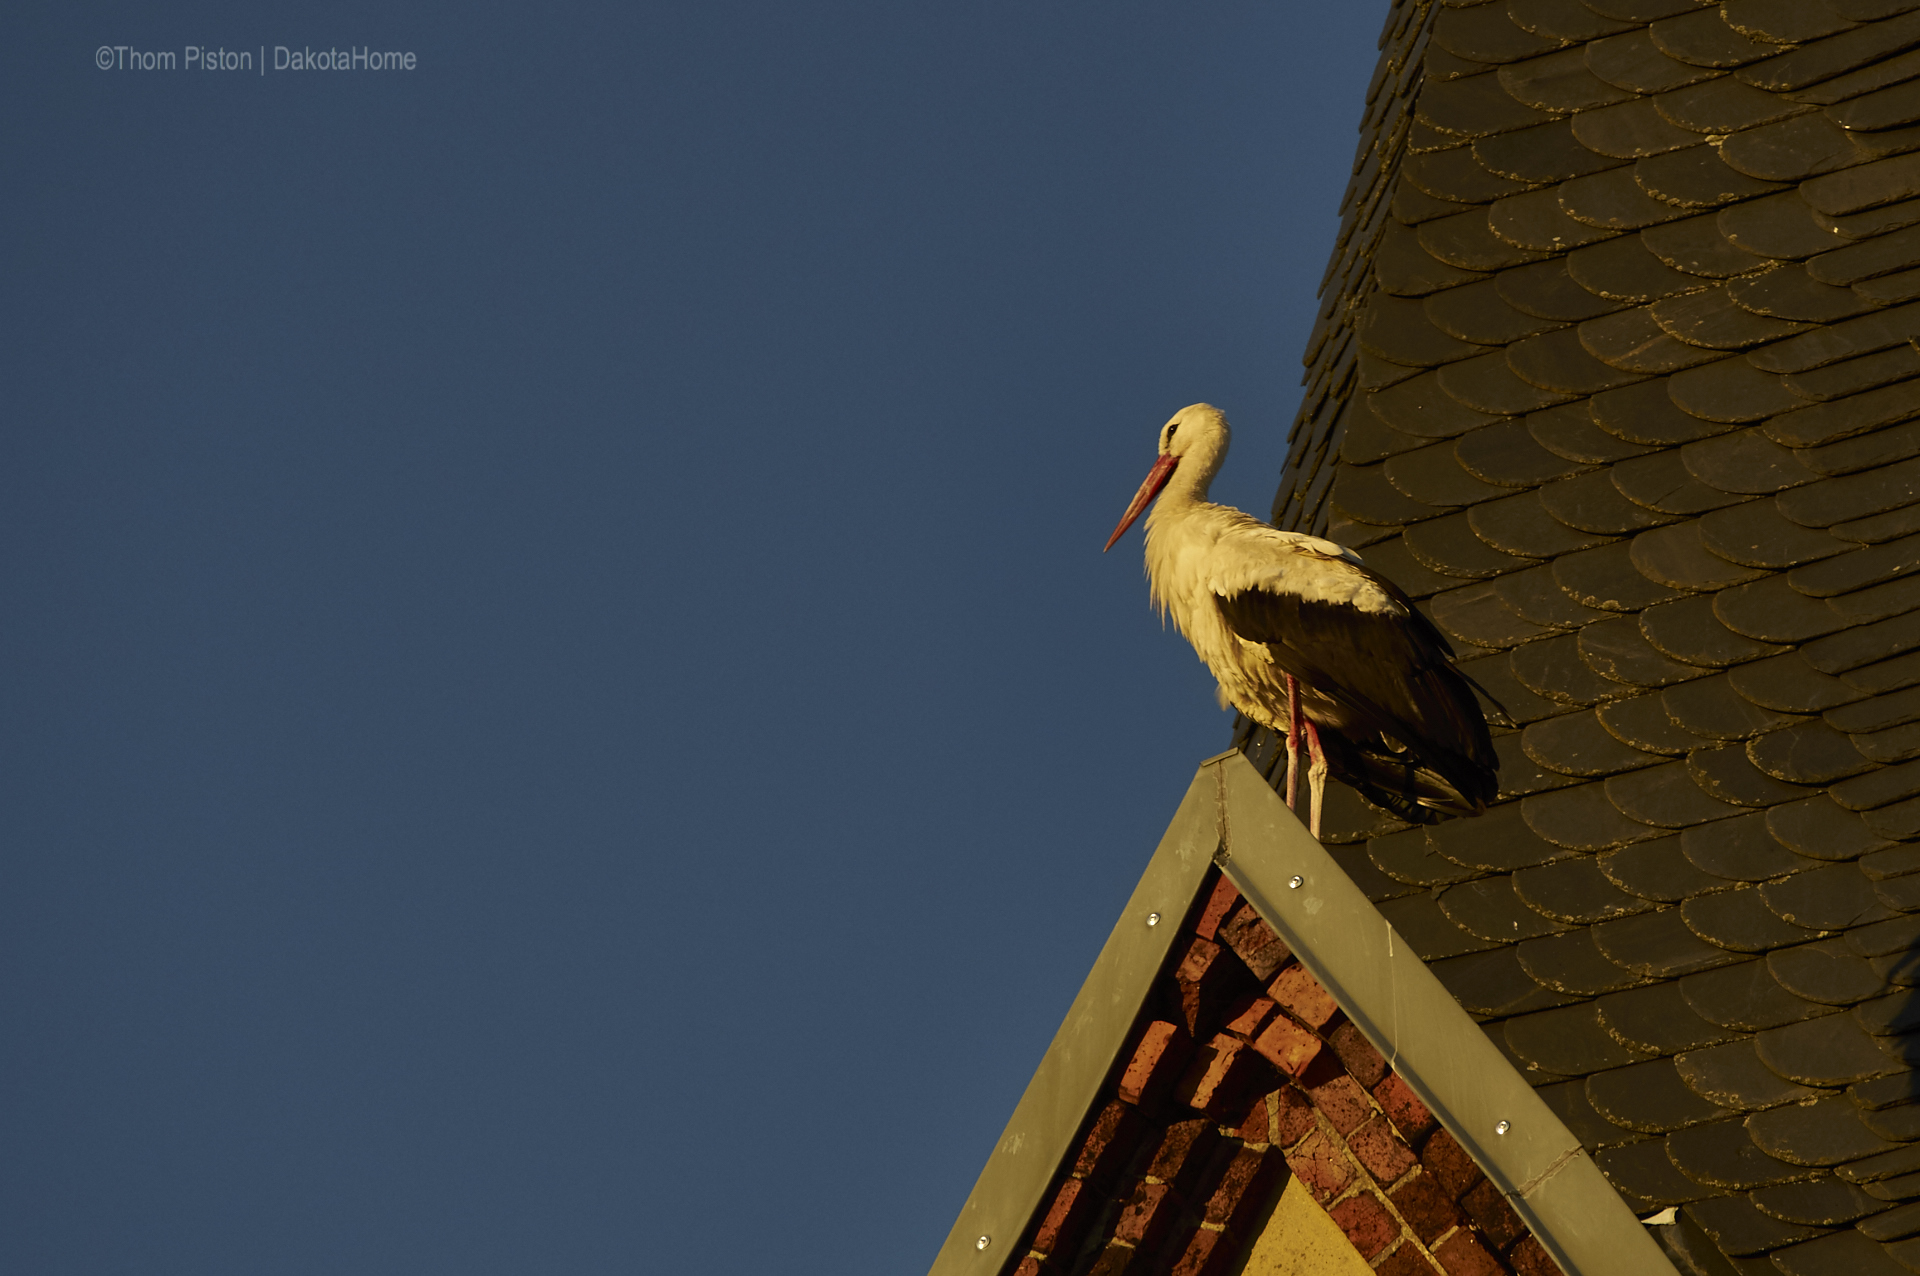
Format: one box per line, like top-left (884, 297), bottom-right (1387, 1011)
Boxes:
top-left (1104, 453), bottom-right (1179, 552)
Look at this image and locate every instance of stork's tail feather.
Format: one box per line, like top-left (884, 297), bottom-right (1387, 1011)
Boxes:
top-left (1232, 717), bottom-right (1497, 825)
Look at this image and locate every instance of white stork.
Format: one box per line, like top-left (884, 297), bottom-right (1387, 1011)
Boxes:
top-left (1104, 404), bottom-right (1501, 836)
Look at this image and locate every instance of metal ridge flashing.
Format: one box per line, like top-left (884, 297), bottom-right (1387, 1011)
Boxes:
top-left (928, 753), bottom-right (1674, 1276)
top-left (1214, 752), bottom-right (1676, 1276)
top-left (927, 767), bottom-right (1221, 1276)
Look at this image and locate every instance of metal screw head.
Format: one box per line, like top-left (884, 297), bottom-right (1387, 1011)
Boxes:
top-left (1146, 912), bottom-right (1161, 927)
top-left (1495, 1120), bottom-right (1511, 1135)
top-left (1288, 875), bottom-right (1304, 889)
top-left (975, 1235), bottom-right (991, 1251)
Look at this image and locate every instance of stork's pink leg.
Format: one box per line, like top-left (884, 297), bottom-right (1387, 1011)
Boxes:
top-left (1284, 675), bottom-right (1301, 813)
top-left (1302, 720), bottom-right (1329, 840)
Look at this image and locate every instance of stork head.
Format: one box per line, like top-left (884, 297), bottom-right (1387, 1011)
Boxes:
top-left (1103, 404), bottom-right (1229, 551)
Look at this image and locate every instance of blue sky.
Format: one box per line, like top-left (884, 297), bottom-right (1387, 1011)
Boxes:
top-left (4, 4), bottom-right (1383, 1271)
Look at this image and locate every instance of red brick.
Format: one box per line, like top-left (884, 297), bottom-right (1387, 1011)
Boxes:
top-left (1174, 937), bottom-right (1248, 1035)
top-left (1327, 1020), bottom-right (1387, 1088)
top-left (1268, 964), bottom-right (1339, 1030)
top-left (1308, 1073), bottom-right (1374, 1136)
top-left (1272, 1085), bottom-right (1317, 1147)
top-left (1118, 1020), bottom-right (1193, 1110)
top-left (1087, 1241), bottom-right (1140, 1276)
top-left (1033, 1177), bottom-right (1101, 1257)
top-left (1167, 1226), bottom-right (1229, 1276)
top-left (1375, 1243), bottom-right (1443, 1276)
top-left (1434, 1230), bottom-right (1503, 1276)
top-left (1011, 1256), bottom-right (1056, 1276)
top-left (1218, 903), bottom-right (1292, 981)
top-left (1508, 1235), bottom-right (1565, 1276)
top-left (1149, 1118), bottom-right (1222, 1199)
top-left (1221, 993), bottom-right (1276, 1039)
top-left (1421, 1127), bottom-right (1482, 1200)
top-left (1329, 1190), bottom-right (1399, 1260)
top-left (1074, 1100), bottom-right (1150, 1189)
top-left (1203, 1145), bottom-right (1280, 1227)
top-left (1194, 874), bottom-right (1241, 940)
top-left (1113, 1180), bottom-right (1181, 1255)
top-left (1179, 1033), bottom-right (1278, 1120)
top-left (1390, 1172), bottom-right (1465, 1245)
top-left (1461, 1179), bottom-right (1526, 1250)
top-left (1250, 1014), bottom-right (1322, 1077)
top-left (1351, 1113), bottom-right (1418, 1185)
top-left (1373, 1072), bottom-right (1437, 1143)
top-left (1284, 1127), bottom-right (1354, 1204)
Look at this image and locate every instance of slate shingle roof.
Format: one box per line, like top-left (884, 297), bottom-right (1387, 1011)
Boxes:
top-left (1256, 1), bottom-right (1920, 1273)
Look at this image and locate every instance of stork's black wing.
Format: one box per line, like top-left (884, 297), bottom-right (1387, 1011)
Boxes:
top-left (1217, 568), bottom-right (1501, 819)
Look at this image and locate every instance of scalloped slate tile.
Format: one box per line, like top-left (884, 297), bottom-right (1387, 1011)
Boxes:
top-left (1432, 2), bottom-right (1570, 64)
top-left (1645, 212), bottom-right (1777, 279)
top-left (1721, 193), bottom-right (1851, 262)
top-left (1595, 1138), bottom-right (1719, 1205)
top-left (1687, 1194), bottom-right (1831, 1256)
top-left (1459, 649), bottom-right (1566, 724)
top-left (1508, 325), bottom-right (1650, 393)
top-left (1333, 464), bottom-right (1453, 526)
top-left (1769, 382), bottom-right (1920, 449)
top-left (1652, 7), bottom-right (1789, 68)
top-left (1642, 593), bottom-right (1792, 666)
top-left (1856, 719), bottom-right (1920, 765)
top-left (1717, 576), bottom-right (1854, 642)
top-left (1683, 812), bottom-right (1811, 881)
top-left (1579, 305), bottom-right (1728, 374)
top-left (1542, 468), bottom-right (1684, 532)
top-left (1614, 451), bottom-right (1752, 514)
top-left (1517, 854), bottom-right (1657, 922)
top-left (1514, 630), bottom-right (1634, 703)
top-left (1846, 649), bottom-right (1920, 694)
top-left (1386, 441), bottom-right (1515, 505)
top-left (1369, 825), bottom-right (1480, 886)
top-left (1690, 424), bottom-right (1825, 490)
top-left (1774, 790), bottom-right (1896, 859)
top-left (1497, 258), bottom-right (1628, 322)
top-left (1524, 708), bottom-right (1665, 776)
top-left (1769, 939), bottom-right (1892, 1004)
top-left (1676, 1035), bottom-right (1831, 1106)
top-left (1765, 866), bottom-right (1898, 931)
top-left (1604, 835), bottom-right (1735, 902)
top-left (1517, 925), bottom-right (1654, 993)
top-left (1597, 979), bottom-right (1738, 1052)
top-left (1600, 692), bottom-right (1716, 754)
top-left (1686, 887), bottom-right (1826, 951)
top-left (1637, 143), bottom-right (1797, 209)
top-left (1404, 510), bottom-right (1542, 578)
top-left (1750, 720), bottom-right (1878, 783)
top-left (1803, 150), bottom-right (1920, 217)
top-left (1468, 490), bottom-right (1620, 557)
top-left (1595, 905), bottom-right (1746, 976)
top-left (1377, 892), bottom-right (1504, 961)
top-left (1634, 521), bottom-right (1773, 590)
top-left (1505, 1000), bottom-right (1655, 1075)
top-left (1428, 797), bottom-right (1573, 870)
top-left (1570, 234), bottom-right (1720, 303)
top-left (1718, 114), bottom-right (1870, 184)
top-left (1667, 1117), bottom-right (1825, 1190)
top-left (1559, 166), bottom-right (1698, 230)
top-left (1378, 220), bottom-right (1497, 296)
top-left (1456, 418), bottom-right (1596, 484)
top-left (1491, 186), bottom-right (1623, 251)
top-left (1750, 1095), bottom-right (1900, 1165)
top-left (1417, 70), bottom-right (1560, 140)
top-left (1785, 346), bottom-right (1920, 403)
top-left (1781, 458), bottom-right (1920, 527)
top-left (1702, 501), bottom-right (1854, 568)
top-left (1609, 760), bottom-right (1750, 826)
top-left (1747, 301), bottom-right (1920, 376)
top-left (1840, 1142), bottom-right (1920, 1185)
top-left (1539, 1076), bottom-right (1644, 1149)
top-left (1726, 652), bottom-right (1863, 712)
top-left (1573, 96), bottom-right (1705, 159)
top-left (1498, 46), bottom-right (1637, 112)
top-left (1671, 356), bottom-right (1808, 422)
top-left (1428, 580), bottom-right (1556, 648)
top-left (1768, 1229), bottom-right (1912, 1276)
top-left (1495, 561), bottom-right (1617, 628)
top-left (1360, 293), bottom-right (1500, 367)
top-left (1759, 1014), bottom-right (1903, 1084)
top-left (1421, 208), bottom-right (1553, 272)
top-left (1581, 614), bottom-right (1715, 686)
top-left (1805, 610), bottom-right (1920, 675)
top-left (1750, 1177), bottom-right (1888, 1227)
top-left (1667, 670), bottom-right (1811, 736)
top-left (1691, 743), bottom-right (1822, 806)
top-left (1558, 540), bottom-right (1694, 609)
top-left (1440, 875), bottom-right (1575, 941)
top-left (1588, 28), bottom-right (1726, 94)
top-left (1591, 1057), bottom-right (1741, 1131)
top-left (1729, 264), bottom-right (1879, 323)
top-left (1655, 284), bottom-right (1817, 349)
top-left (1530, 398), bottom-right (1661, 461)
top-left (1833, 758), bottom-right (1920, 811)
top-left (1427, 279), bottom-right (1568, 346)
top-left (1856, 989), bottom-right (1920, 1037)
top-left (1431, 945), bottom-right (1576, 1017)
top-left (1440, 349), bottom-right (1582, 414)
top-left (1829, 576), bottom-right (1920, 626)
